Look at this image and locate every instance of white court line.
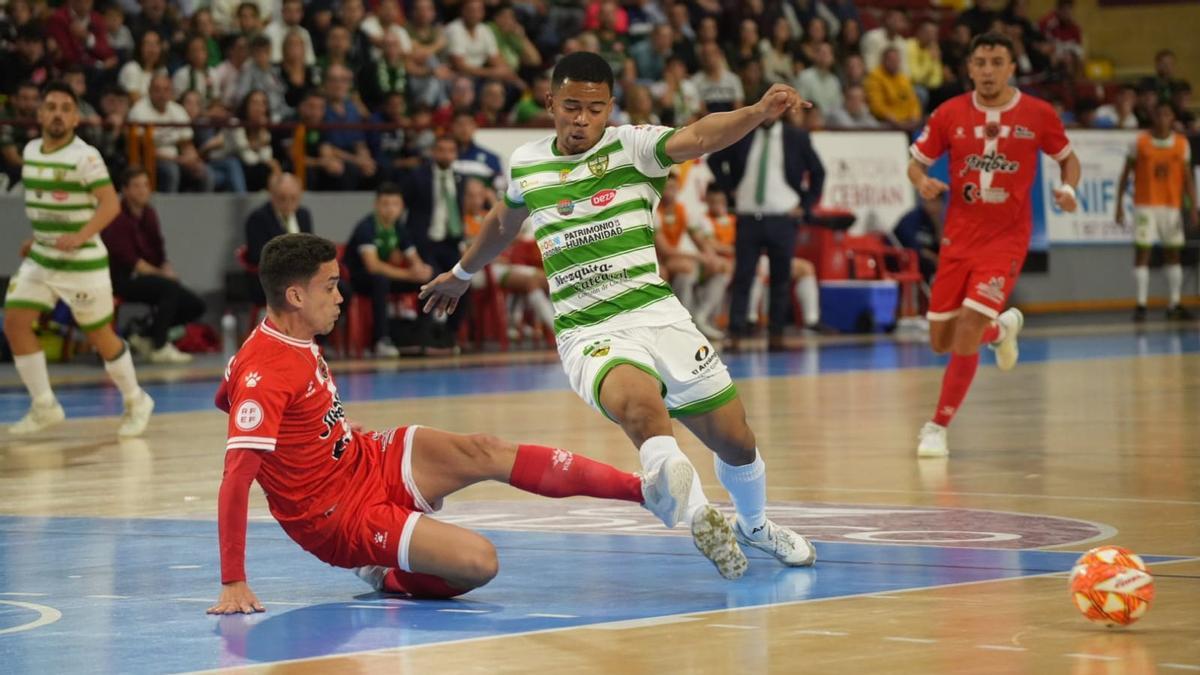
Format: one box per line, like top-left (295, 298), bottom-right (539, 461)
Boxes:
top-left (67, 575), bottom-right (82, 579)
top-left (1065, 653), bottom-right (1119, 662)
top-left (865, 595), bottom-right (903, 600)
top-left (0, 592), bottom-right (46, 597)
top-left (86, 595), bottom-right (129, 600)
top-left (588, 616), bottom-right (702, 631)
top-left (173, 598), bottom-right (216, 603)
top-left (345, 605), bottom-right (391, 610)
top-left (0, 600), bottom-right (62, 636)
top-left (976, 645), bottom-right (1027, 652)
top-left (262, 601), bottom-right (308, 606)
top-left (168, 565), bottom-right (202, 570)
top-left (1160, 665), bottom-right (1200, 672)
top-left (884, 637), bottom-right (938, 644)
top-left (437, 609), bottom-right (489, 614)
top-left (775, 486), bottom-right (1200, 507)
top-left (526, 613), bottom-right (578, 619)
top-left (188, 557), bottom-right (1200, 674)
top-left (708, 623), bottom-right (756, 630)
top-left (792, 629), bottom-right (849, 637)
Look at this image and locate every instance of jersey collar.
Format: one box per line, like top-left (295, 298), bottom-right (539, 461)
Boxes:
top-left (972, 89), bottom-right (1022, 114)
top-left (260, 319), bottom-right (313, 347)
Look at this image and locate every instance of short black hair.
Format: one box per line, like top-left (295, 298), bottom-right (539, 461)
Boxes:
top-left (41, 81), bottom-right (77, 105)
top-left (1155, 49), bottom-right (1175, 61)
top-left (249, 34), bottom-right (271, 50)
top-left (376, 181), bottom-right (403, 199)
top-left (551, 51), bottom-right (614, 95)
top-left (120, 165), bottom-right (148, 188)
top-left (968, 32), bottom-right (1016, 62)
top-left (259, 233), bottom-right (339, 310)
top-left (237, 1), bottom-right (260, 16)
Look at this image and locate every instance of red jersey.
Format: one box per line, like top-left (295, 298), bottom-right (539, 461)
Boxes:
top-left (910, 90), bottom-right (1072, 260)
top-left (216, 320), bottom-right (380, 579)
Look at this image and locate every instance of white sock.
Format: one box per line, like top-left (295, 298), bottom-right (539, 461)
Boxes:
top-left (1166, 264), bottom-right (1183, 306)
top-left (14, 351), bottom-right (56, 406)
top-left (104, 346), bottom-right (143, 402)
top-left (639, 436), bottom-right (710, 523)
top-left (795, 275), bottom-right (820, 326)
top-left (695, 273), bottom-right (729, 324)
top-left (671, 269), bottom-right (698, 313)
top-left (714, 449), bottom-right (767, 534)
top-left (525, 289), bottom-right (556, 331)
top-left (1135, 266), bottom-right (1149, 306)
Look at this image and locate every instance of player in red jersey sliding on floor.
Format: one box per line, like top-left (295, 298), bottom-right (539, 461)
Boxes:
top-left (907, 32), bottom-right (1080, 458)
top-left (207, 233), bottom-right (694, 614)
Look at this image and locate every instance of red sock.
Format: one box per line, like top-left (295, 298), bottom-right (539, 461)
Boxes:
top-left (508, 444), bottom-right (643, 503)
top-left (932, 353), bottom-right (980, 427)
top-left (383, 569), bottom-right (468, 599)
top-left (980, 322), bottom-right (1000, 344)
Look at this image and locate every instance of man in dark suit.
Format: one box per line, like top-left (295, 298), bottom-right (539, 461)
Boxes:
top-left (402, 136), bottom-right (468, 348)
top-left (243, 173), bottom-right (315, 305)
top-left (708, 118), bottom-right (824, 351)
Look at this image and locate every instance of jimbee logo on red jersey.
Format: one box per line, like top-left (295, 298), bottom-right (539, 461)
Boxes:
top-left (960, 152), bottom-right (1019, 177)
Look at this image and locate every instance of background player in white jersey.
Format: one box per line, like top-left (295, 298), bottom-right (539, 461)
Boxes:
top-left (421, 52), bottom-right (815, 580)
top-left (3, 82), bottom-right (154, 437)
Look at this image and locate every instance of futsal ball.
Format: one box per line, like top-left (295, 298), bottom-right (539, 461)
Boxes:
top-left (1068, 545), bottom-right (1155, 627)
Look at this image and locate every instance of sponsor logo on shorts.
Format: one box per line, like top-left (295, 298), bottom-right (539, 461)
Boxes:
top-left (373, 531), bottom-right (388, 547)
top-left (691, 344), bottom-right (718, 376)
top-left (72, 290), bottom-right (93, 307)
top-left (591, 189), bottom-right (616, 207)
top-left (582, 339), bottom-right (612, 358)
top-left (975, 276), bottom-right (1006, 304)
top-left (235, 400), bottom-right (264, 431)
top-left (695, 345), bottom-right (710, 362)
top-left (557, 199), bottom-right (575, 216)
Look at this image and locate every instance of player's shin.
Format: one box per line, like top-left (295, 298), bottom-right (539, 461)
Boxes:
top-left (508, 444), bottom-right (643, 503)
top-left (931, 353), bottom-right (980, 427)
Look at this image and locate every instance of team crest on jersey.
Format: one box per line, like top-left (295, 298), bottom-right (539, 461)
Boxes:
top-left (559, 168), bottom-right (571, 183)
top-left (315, 356), bottom-right (330, 383)
top-left (984, 122), bottom-right (1001, 139)
top-left (557, 199), bottom-right (575, 216)
top-left (583, 339), bottom-right (611, 358)
top-left (587, 153), bottom-right (609, 178)
top-left (53, 168), bottom-right (66, 182)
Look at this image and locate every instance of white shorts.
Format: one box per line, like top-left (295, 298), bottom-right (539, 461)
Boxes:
top-left (4, 258), bottom-right (115, 330)
top-left (1134, 206), bottom-right (1184, 248)
top-left (557, 319), bottom-right (737, 420)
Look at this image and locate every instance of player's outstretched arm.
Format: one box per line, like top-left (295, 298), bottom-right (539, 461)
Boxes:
top-left (419, 199), bottom-right (529, 316)
top-left (1052, 152), bottom-right (1081, 213)
top-left (664, 83), bottom-right (811, 164)
top-left (907, 159), bottom-right (948, 200)
top-left (208, 449), bottom-right (266, 615)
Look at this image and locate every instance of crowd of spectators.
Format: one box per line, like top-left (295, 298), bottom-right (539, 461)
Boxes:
top-left (0, 0), bottom-right (1195, 195)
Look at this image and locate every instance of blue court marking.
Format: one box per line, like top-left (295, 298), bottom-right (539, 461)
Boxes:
top-left (0, 329), bottom-right (1197, 423)
top-left (0, 515), bottom-right (1188, 673)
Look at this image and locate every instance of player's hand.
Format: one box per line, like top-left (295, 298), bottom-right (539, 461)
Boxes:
top-left (918, 176), bottom-right (949, 200)
top-left (753, 84), bottom-right (811, 123)
top-left (207, 581), bottom-right (265, 615)
top-left (19, 238), bottom-right (33, 258)
top-left (1053, 185), bottom-right (1078, 213)
top-left (54, 232), bottom-right (88, 252)
top-left (419, 271), bottom-right (471, 317)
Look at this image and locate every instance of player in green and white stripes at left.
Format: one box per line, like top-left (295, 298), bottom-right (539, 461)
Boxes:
top-left (3, 81), bottom-right (155, 437)
top-left (421, 52), bottom-right (817, 580)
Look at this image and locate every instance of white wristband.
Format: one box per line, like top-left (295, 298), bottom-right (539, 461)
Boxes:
top-left (451, 262), bottom-right (473, 281)
top-left (1056, 184), bottom-right (1076, 199)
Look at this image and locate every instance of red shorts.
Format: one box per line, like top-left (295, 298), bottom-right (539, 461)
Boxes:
top-left (927, 254), bottom-right (1024, 321)
top-left (309, 425), bottom-right (438, 572)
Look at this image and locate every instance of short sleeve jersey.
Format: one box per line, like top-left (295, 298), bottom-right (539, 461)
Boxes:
top-left (504, 125), bottom-right (693, 336)
top-left (22, 135), bottom-right (113, 273)
top-left (910, 91), bottom-right (1071, 260)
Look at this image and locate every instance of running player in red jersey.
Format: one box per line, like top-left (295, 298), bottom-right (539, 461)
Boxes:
top-left (207, 233), bottom-right (694, 614)
top-left (907, 32), bottom-right (1081, 457)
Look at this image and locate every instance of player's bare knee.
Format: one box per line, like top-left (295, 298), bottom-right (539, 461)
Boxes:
top-left (458, 539), bottom-right (499, 589)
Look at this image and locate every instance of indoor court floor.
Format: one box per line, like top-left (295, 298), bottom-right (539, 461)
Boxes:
top-left (0, 319), bottom-right (1197, 674)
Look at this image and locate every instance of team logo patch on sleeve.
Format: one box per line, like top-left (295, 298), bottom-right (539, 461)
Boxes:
top-left (235, 400), bottom-right (264, 431)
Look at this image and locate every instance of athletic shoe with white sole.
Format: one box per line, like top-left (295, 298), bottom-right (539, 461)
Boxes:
top-left (734, 518), bottom-right (816, 567)
top-left (917, 421), bottom-right (948, 458)
top-left (9, 399), bottom-right (66, 435)
top-left (991, 308), bottom-right (1024, 371)
top-left (691, 504), bottom-right (748, 580)
top-left (640, 455), bottom-right (694, 528)
top-left (118, 391), bottom-right (155, 437)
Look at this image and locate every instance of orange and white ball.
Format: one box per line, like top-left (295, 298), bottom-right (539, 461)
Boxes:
top-left (1068, 545), bottom-right (1155, 627)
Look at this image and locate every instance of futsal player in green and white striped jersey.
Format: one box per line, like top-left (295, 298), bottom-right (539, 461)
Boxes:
top-left (3, 82), bottom-right (154, 437)
top-left (421, 53), bottom-right (816, 580)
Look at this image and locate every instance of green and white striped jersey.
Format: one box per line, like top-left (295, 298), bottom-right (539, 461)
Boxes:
top-left (505, 124), bottom-right (692, 336)
top-left (21, 135), bottom-right (112, 272)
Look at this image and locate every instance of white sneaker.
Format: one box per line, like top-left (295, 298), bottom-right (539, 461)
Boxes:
top-left (734, 519), bottom-right (816, 567)
top-left (640, 455), bottom-right (694, 528)
top-left (118, 391), bottom-right (155, 437)
top-left (695, 320), bottom-right (725, 341)
top-left (148, 343), bottom-right (193, 364)
top-left (691, 505), bottom-right (748, 580)
top-left (375, 339), bottom-right (400, 358)
top-left (991, 308), bottom-right (1023, 372)
top-left (917, 421), bottom-right (948, 458)
top-left (10, 399), bottom-right (66, 435)
top-left (354, 565), bottom-right (390, 591)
